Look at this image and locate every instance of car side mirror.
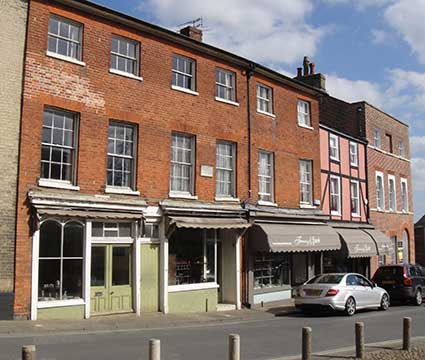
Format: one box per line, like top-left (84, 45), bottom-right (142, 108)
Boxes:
top-left (372, 282), bottom-right (377, 288)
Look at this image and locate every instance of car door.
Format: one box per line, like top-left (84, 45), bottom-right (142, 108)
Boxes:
top-left (346, 274), bottom-right (364, 307)
top-left (358, 274), bottom-right (380, 306)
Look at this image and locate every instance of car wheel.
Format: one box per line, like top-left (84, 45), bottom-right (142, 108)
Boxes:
top-left (345, 297), bottom-right (356, 316)
top-left (380, 294), bottom-right (390, 311)
top-left (414, 289), bottom-right (423, 306)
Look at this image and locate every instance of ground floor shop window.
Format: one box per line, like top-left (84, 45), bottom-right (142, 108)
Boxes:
top-left (253, 252), bottom-right (290, 289)
top-left (38, 220), bottom-right (84, 301)
top-left (169, 229), bottom-right (217, 285)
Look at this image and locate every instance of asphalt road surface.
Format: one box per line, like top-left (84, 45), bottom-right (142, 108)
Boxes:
top-left (1, 305), bottom-right (424, 360)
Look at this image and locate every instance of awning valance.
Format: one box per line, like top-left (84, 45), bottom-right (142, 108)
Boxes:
top-left (37, 208), bottom-right (142, 220)
top-left (363, 229), bottom-right (394, 256)
top-left (168, 216), bottom-right (250, 230)
top-left (251, 223), bottom-right (341, 253)
top-left (336, 228), bottom-right (378, 258)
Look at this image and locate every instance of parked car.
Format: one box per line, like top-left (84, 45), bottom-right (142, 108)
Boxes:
top-left (294, 273), bottom-right (389, 316)
top-left (372, 264), bottom-right (425, 306)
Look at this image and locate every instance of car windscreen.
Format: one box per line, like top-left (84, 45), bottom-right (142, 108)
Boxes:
top-left (373, 266), bottom-right (403, 279)
top-left (306, 274), bottom-right (344, 284)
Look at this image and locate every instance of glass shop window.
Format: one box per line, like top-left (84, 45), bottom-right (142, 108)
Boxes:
top-left (38, 220), bottom-right (84, 301)
top-left (168, 229), bottom-right (216, 286)
top-left (92, 222), bottom-right (132, 238)
top-left (253, 252), bottom-right (290, 289)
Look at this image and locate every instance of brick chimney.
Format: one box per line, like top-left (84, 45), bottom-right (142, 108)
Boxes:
top-left (294, 56), bottom-right (326, 92)
top-left (179, 26), bottom-right (203, 41)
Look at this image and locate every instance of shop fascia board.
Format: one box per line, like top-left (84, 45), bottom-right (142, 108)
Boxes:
top-left (160, 199), bottom-right (245, 216)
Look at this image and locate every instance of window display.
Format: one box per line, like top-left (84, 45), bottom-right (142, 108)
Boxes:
top-left (254, 252), bottom-right (290, 289)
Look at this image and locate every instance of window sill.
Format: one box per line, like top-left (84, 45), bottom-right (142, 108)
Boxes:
top-left (169, 192), bottom-right (198, 200)
top-left (109, 68), bottom-right (143, 82)
top-left (257, 200), bottom-right (278, 207)
top-left (298, 123), bottom-right (314, 130)
top-left (171, 85), bottom-right (199, 96)
top-left (37, 299), bottom-right (85, 309)
top-left (46, 51), bottom-right (86, 67)
top-left (215, 97), bottom-right (239, 107)
top-left (352, 214), bottom-right (361, 218)
top-left (38, 179), bottom-right (80, 191)
top-left (168, 283), bottom-right (219, 293)
top-left (350, 163), bottom-right (359, 168)
top-left (105, 187), bottom-right (140, 196)
top-left (300, 203), bottom-right (316, 209)
top-left (257, 110), bottom-right (276, 118)
top-left (330, 157), bottom-right (340, 162)
top-left (331, 211), bottom-right (341, 216)
top-left (215, 197), bottom-right (240, 203)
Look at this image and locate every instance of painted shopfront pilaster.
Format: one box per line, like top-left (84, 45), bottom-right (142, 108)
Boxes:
top-left (84, 221), bottom-right (92, 319)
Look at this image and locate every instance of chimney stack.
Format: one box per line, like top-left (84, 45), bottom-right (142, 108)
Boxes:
top-left (179, 26), bottom-right (203, 41)
top-left (294, 56), bottom-right (326, 92)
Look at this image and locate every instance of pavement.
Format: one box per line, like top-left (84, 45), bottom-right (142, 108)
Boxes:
top-left (0, 301), bottom-right (424, 360)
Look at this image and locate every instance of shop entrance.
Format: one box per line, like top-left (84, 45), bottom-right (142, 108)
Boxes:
top-left (90, 244), bottom-right (133, 315)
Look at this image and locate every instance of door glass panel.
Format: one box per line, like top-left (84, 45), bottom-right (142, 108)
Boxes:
top-left (91, 246), bottom-right (106, 286)
top-left (112, 247), bottom-right (130, 286)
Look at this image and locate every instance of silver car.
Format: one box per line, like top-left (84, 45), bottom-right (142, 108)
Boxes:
top-left (294, 273), bottom-right (390, 316)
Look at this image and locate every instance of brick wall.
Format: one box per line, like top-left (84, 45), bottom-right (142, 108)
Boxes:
top-left (14, 0), bottom-right (321, 317)
top-left (363, 103), bottom-right (414, 266)
top-left (0, 0), bottom-right (28, 318)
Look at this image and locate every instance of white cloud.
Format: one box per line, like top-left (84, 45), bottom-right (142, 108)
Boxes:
top-left (323, 0), bottom-right (395, 10)
top-left (325, 74), bottom-right (384, 107)
top-left (411, 136), bottom-right (425, 157)
top-left (371, 29), bottom-right (390, 44)
top-left (384, 0), bottom-right (425, 64)
top-left (412, 158), bottom-right (425, 191)
top-left (139, 0), bottom-right (330, 65)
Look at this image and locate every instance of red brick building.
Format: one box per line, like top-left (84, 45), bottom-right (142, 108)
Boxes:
top-left (14, 0), bottom-right (339, 319)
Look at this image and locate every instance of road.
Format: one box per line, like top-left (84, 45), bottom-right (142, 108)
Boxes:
top-left (0, 305), bottom-right (424, 360)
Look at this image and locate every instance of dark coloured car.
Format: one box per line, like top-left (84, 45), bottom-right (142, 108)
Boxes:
top-left (372, 264), bottom-right (425, 306)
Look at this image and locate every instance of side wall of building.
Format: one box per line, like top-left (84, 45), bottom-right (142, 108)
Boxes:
top-left (0, 0), bottom-right (28, 319)
top-left (414, 226), bottom-right (425, 266)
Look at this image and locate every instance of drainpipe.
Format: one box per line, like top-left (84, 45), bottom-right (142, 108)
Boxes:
top-left (357, 106), bottom-right (370, 222)
top-left (246, 63), bottom-right (255, 202)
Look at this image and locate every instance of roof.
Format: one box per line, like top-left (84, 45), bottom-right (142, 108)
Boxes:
top-left (356, 101), bottom-right (409, 128)
top-left (53, 0), bottom-right (324, 97)
top-left (415, 215), bottom-right (425, 227)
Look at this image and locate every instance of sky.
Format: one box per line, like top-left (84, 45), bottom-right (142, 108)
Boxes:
top-left (95, 0), bottom-right (425, 221)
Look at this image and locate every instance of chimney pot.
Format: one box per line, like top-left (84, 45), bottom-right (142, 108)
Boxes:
top-left (309, 63), bottom-right (315, 75)
top-left (303, 56), bottom-right (310, 76)
top-left (179, 25), bottom-right (203, 41)
top-left (297, 67), bottom-right (302, 78)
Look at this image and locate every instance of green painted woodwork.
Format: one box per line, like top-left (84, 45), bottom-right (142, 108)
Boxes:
top-left (140, 244), bottom-right (159, 312)
top-left (90, 244), bottom-right (133, 315)
top-left (168, 288), bottom-right (218, 313)
top-left (37, 305), bottom-right (84, 320)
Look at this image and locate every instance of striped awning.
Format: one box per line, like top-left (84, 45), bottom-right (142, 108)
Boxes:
top-left (363, 229), bottom-right (394, 257)
top-left (336, 228), bottom-right (378, 258)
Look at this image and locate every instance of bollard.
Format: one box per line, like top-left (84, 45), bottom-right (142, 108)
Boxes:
top-left (355, 322), bottom-right (365, 359)
top-left (229, 334), bottom-right (240, 360)
top-left (22, 345), bottom-right (36, 360)
top-left (302, 327), bottom-right (312, 360)
top-left (403, 317), bottom-right (411, 351)
top-left (149, 339), bottom-right (160, 360)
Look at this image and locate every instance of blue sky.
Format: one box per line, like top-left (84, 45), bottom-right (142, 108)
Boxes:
top-left (95, 0), bottom-right (425, 221)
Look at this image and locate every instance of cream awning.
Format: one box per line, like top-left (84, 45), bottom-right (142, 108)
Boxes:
top-left (168, 216), bottom-right (250, 230)
top-left (363, 229), bottom-right (394, 257)
top-left (37, 208), bottom-right (142, 220)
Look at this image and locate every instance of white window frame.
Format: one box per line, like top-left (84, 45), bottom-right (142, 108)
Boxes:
top-left (299, 160), bottom-right (313, 205)
top-left (350, 180), bottom-right (360, 217)
top-left (256, 83), bottom-right (274, 116)
top-left (376, 171), bottom-right (385, 211)
top-left (374, 128), bottom-right (381, 148)
top-left (330, 175), bottom-right (341, 216)
top-left (401, 178), bottom-right (409, 212)
top-left (297, 100), bottom-right (311, 128)
top-left (215, 68), bottom-right (236, 103)
top-left (170, 132), bottom-right (195, 196)
top-left (110, 35), bottom-right (140, 78)
top-left (349, 141), bottom-right (358, 167)
top-left (172, 54), bottom-right (196, 92)
top-left (258, 150), bottom-right (274, 203)
top-left (216, 141), bottom-right (236, 198)
top-left (388, 174), bottom-right (397, 212)
top-left (47, 15), bottom-right (83, 62)
top-left (329, 133), bottom-right (340, 161)
top-left (106, 121), bottom-right (137, 191)
top-left (91, 221), bottom-right (134, 242)
top-left (40, 107), bottom-right (79, 186)
top-left (399, 140), bottom-right (405, 157)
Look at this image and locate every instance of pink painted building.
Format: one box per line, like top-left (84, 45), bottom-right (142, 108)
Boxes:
top-left (320, 125), bottom-right (391, 276)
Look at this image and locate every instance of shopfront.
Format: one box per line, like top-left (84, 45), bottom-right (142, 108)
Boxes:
top-left (245, 221), bottom-right (341, 306)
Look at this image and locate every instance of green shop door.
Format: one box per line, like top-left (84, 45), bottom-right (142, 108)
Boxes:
top-left (90, 245), bottom-right (133, 315)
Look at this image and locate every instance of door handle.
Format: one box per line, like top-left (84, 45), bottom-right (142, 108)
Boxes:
top-left (110, 291), bottom-right (114, 295)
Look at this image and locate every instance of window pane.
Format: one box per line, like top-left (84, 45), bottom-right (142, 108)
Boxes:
top-left (254, 252), bottom-right (290, 289)
top-left (62, 259), bottom-right (83, 299)
top-left (63, 222), bottom-right (83, 257)
top-left (118, 223), bottom-right (132, 237)
top-left (38, 259), bottom-right (61, 300)
top-left (92, 222), bottom-right (103, 237)
top-left (91, 246), bottom-right (106, 286)
top-left (40, 221), bottom-right (61, 258)
top-left (112, 247), bottom-right (131, 285)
